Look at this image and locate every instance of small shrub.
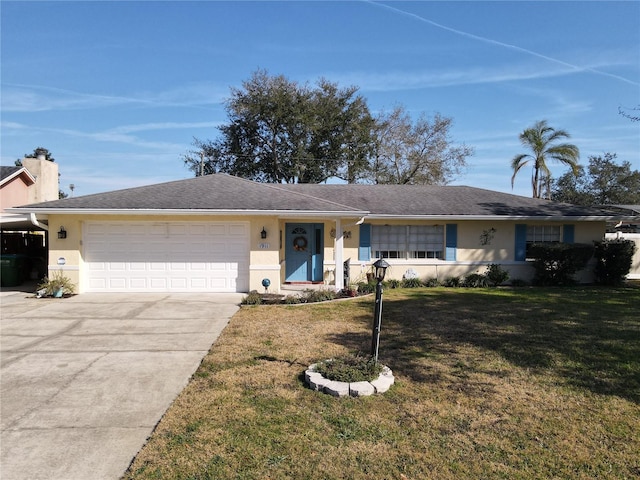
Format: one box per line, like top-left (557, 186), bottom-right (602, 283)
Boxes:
top-left (303, 289), bottom-right (337, 303)
top-left (594, 239), bottom-right (636, 286)
top-left (485, 264), bottom-right (510, 286)
top-left (401, 277), bottom-right (423, 288)
top-left (528, 243), bottom-right (594, 286)
top-left (313, 354), bottom-right (383, 383)
top-left (283, 295), bottom-right (303, 304)
top-left (424, 277), bottom-right (441, 287)
top-left (242, 291), bottom-right (262, 305)
top-left (384, 279), bottom-right (401, 289)
top-left (36, 271), bottom-right (76, 297)
top-left (340, 287), bottom-right (358, 298)
top-left (356, 281), bottom-right (376, 294)
top-left (443, 276), bottom-right (461, 287)
top-left (463, 273), bottom-right (489, 288)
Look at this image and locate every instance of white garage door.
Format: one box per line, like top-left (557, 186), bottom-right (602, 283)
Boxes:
top-left (83, 221), bottom-right (249, 292)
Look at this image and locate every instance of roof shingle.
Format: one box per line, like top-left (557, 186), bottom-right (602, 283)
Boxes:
top-left (16, 173), bottom-right (618, 218)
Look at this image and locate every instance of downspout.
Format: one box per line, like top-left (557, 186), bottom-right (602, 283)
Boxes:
top-left (29, 213), bottom-right (49, 231)
top-left (334, 218), bottom-right (344, 291)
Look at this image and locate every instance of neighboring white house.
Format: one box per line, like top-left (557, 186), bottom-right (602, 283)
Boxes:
top-left (11, 174), bottom-right (638, 294)
top-left (605, 205), bottom-right (640, 279)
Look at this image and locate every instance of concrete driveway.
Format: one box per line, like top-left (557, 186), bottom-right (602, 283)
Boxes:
top-left (0, 290), bottom-right (243, 480)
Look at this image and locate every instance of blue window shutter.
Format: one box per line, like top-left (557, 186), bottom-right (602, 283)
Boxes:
top-left (515, 224), bottom-right (527, 261)
top-left (563, 224), bottom-right (575, 244)
top-left (445, 224), bottom-right (457, 261)
top-left (358, 224), bottom-right (371, 261)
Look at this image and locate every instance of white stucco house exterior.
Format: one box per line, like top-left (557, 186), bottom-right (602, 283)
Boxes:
top-left (10, 174), bottom-right (636, 293)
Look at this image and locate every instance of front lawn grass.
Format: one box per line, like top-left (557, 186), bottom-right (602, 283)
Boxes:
top-left (124, 286), bottom-right (640, 480)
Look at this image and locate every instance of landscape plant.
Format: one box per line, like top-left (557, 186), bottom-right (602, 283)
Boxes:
top-left (593, 239), bottom-right (636, 285)
top-left (424, 277), bottom-right (441, 287)
top-left (485, 263), bottom-right (510, 286)
top-left (356, 281), bottom-right (376, 294)
top-left (400, 277), bottom-right (423, 288)
top-left (384, 278), bottom-right (401, 289)
top-left (36, 271), bottom-right (75, 297)
top-left (528, 243), bottom-right (594, 286)
top-left (312, 353), bottom-right (383, 383)
top-left (443, 276), bottom-right (461, 287)
top-left (462, 272), bottom-right (489, 287)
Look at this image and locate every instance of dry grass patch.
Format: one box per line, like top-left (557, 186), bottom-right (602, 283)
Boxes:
top-left (124, 287), bottom-right (640, 480)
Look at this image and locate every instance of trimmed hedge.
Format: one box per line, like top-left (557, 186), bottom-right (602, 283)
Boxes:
top-left (594, 239), bottom-right (636, 286)
top-left (528, 243), bottom-right (594, 286)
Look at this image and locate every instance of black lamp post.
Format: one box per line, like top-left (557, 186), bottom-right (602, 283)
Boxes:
top-left (370, 258), bottom-right (389, 363)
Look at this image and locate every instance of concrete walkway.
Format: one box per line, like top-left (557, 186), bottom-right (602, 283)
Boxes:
top-left (0, 290), bottom-right (243, 480)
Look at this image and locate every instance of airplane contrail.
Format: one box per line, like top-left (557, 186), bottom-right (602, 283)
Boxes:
top-left (367, 1), bottom-right (638, 86)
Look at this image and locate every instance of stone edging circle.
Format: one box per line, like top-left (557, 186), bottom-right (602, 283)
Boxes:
top-left (305, 363), bottom-right (395, 397)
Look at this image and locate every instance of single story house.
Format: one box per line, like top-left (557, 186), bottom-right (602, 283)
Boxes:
top-left (10, 173), bottom-right (636, 294)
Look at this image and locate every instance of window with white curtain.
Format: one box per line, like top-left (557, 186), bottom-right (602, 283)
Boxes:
top-left (372, 225), bottom-right (444, 259)
top-left (526, 225), bottom-right (560, 243)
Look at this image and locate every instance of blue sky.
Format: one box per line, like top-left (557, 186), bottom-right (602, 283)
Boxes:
top-left (1, 1), bottom-right (638, 198)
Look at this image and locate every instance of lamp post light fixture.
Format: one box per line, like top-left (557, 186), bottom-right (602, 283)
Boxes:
top-left (370, 258), bottom-right (389, 363)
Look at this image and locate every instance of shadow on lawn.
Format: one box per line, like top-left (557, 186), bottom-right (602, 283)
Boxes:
top-left (328, 287), bottom-right (640, 403)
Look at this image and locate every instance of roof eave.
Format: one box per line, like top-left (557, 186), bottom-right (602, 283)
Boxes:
top-left (365, 214), bottom-right (627, 221)
top-left (0, 168), bottom-right (36, 187)
top-left (10, 209), bottom-right (632, 222)
top-left (9, 207), bottom-right (369, 218)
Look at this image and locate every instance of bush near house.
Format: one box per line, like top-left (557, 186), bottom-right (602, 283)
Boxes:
top-left (528, 243), bottom-right (594, 286)
top-left (594, 239), bottom-right (636, 286)
top-left (485, 263), bottom-right (510, 286)
top-left (462, 272), bottom-right (489, 288)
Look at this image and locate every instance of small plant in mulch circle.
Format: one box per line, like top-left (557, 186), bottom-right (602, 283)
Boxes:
top-left (313, 353), bottom-right (383, 383)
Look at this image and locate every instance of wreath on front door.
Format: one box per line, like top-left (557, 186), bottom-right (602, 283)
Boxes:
top-left (293, 236), bottom-right (308, 251)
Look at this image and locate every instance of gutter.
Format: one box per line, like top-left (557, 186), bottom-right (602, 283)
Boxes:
top-left (364, 214), bottom-right (635, 222)
top-left (10, 207), bottom-right (370, 218)
top-left (30, 213), bottom-right (49, 231)
top-left (11, 209), bottom-right (635, 223)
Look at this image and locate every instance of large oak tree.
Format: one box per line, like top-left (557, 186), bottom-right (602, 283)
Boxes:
top-left (185, 70), bottom-right (473, 185)
top-left (185, 70), bottom-right (374, 183)
top-left (367, 106), bottom-right (472, 185)
top-left (551, 153), bottom-right (640, 205)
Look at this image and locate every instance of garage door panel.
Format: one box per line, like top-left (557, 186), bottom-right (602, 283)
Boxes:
top-left (129, 278), bottom-right (148, 289)
top-left (104, 276), bottom-right (126, 288)
top-left (84, 222), bottom-right (249, 292)
top-left (150, 278), bottom-right (168, 289)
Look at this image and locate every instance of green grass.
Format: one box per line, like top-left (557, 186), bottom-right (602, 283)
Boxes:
top-left (123, 286), bottom-right (640, 480)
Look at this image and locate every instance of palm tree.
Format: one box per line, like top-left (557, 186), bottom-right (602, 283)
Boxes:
top-left (511, 120), bottom-right (580, 199)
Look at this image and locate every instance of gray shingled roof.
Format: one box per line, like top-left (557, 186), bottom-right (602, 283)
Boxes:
top-left (15, 173), bottom-right (619, 218)
top-left (19, 174), bottom-right (363, 213)
top-left (280, 183), bottom-right (610, 217)
top-left (1, 166), bottom-right (22, 182)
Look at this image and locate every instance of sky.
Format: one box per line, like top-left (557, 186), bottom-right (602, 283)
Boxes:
top-left (1, 1), bottom-right (639, 198)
